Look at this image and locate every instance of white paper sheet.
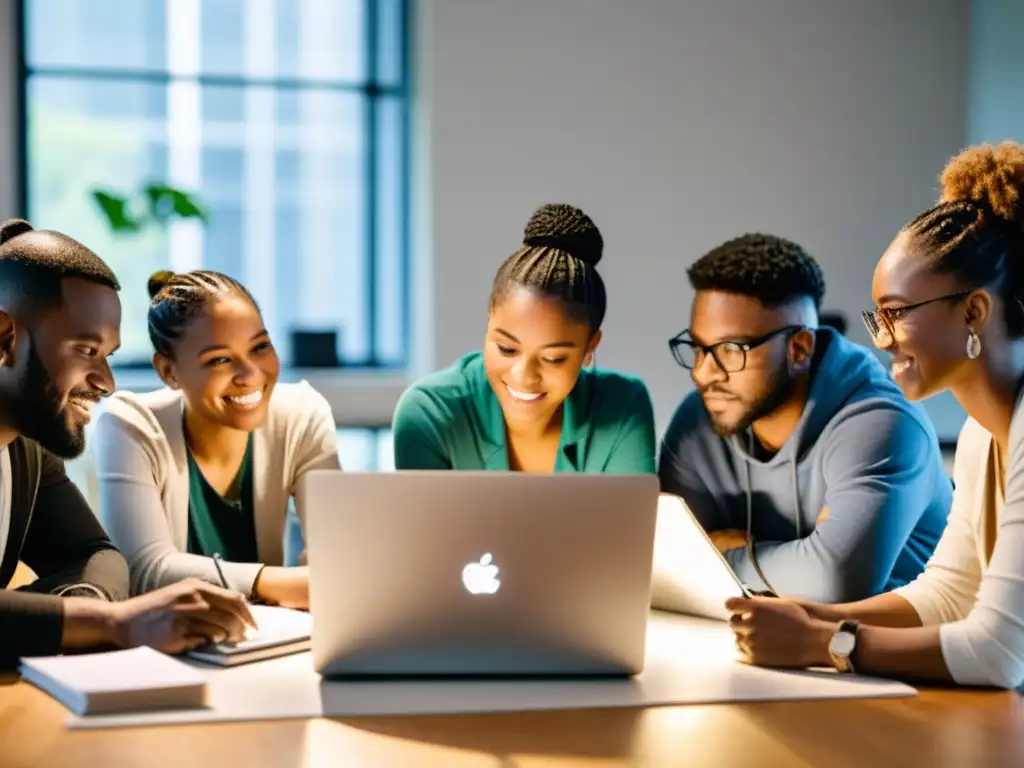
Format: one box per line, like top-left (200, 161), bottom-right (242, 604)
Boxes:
top-left (68, 612), bottom-right (915, 729)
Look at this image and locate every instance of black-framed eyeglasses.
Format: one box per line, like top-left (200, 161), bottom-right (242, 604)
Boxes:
top-left (668, 325), bottom-right (806, 373)
top-left (861, 291), bottom-right (972, 344)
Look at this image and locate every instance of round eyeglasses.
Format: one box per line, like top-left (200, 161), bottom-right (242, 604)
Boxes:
top-left (861, 291), bottom-right (972, 345)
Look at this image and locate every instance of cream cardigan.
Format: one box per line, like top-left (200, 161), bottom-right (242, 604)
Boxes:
top-left (91, 382), bottom-right (340, 596)
top-left (896, 397), bottom-right (1024, 690)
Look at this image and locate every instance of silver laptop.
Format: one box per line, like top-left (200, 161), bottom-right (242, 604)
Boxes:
top-left (649, 494), bottom-right (751, 621)
top-left (303, 470), bottom-right (660, 677)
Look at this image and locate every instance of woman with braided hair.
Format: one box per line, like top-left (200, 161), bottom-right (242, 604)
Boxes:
top-left (726, 141), bottom-right (1024, 690)
top-left (92, 270), bottom-right (340, 609)
top-left (393, 203), bottom-right (655, 474)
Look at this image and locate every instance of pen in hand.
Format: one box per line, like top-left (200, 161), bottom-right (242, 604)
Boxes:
top-left (212, 552), bottom-right (231, 590)
top-left (211, 553), bottom-right (259, 635)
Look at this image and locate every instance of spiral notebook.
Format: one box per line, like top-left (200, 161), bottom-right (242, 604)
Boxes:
top-left (185, 604), bottom-right (313, 667)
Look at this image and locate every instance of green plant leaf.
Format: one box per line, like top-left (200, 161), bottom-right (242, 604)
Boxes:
top-left (143, 184), bottom-right (209, 225)
top-left (91, 190), bottom-right (143, 232)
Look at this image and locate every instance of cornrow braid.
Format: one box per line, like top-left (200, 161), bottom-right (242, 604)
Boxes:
top-left (489, 203), bottom-right (607, 332)
top-left (902, 141), bottom-right (1024, 336)
top-left (147, 269), bottom-right (259, 358)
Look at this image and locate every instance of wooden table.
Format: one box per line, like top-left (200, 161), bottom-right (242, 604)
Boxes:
top-left (2, 675), bottom-right (1022, 767)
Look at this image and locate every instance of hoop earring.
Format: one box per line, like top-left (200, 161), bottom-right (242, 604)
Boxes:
top-left (966, 327), bottom-right (982, 360)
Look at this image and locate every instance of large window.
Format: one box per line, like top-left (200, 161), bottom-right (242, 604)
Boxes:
top-left (337, 427), bottom-right (393, 472)
top-left (19, 0), bottom-right (410, 369)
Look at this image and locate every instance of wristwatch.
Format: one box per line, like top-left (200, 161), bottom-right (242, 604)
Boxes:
top-left (827, 619), bottom-right (860, 673)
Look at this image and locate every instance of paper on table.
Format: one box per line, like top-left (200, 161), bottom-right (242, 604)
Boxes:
top-left (69, 612), bottom-right (916, 728)
top-left (209, 604), bottom-right (311, 650)
top-left (185, 604), bottom-right (312, 665)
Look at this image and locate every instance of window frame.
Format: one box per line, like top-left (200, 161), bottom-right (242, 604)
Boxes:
top-left (13, 0), bottom-right (413, 372)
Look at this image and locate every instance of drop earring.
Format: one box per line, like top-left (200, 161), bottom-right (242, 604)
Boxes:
top-left (966, 327), bottom-right (982, 359)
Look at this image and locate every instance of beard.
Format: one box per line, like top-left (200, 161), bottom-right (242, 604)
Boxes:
top-left (705, 364), bottom-right (796, 438)
top-left (9, 341), bottom-right (86, 459)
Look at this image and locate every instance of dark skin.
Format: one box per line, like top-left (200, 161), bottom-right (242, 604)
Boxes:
top-left (685, 290), bottom-right (821, 552)
top-left (0, 277), bottom-right (120, 447)
top-left (154, 296), bottom-right (280, 496)
top-left (153, 295), bottom-right (308, 609)
top-left (728, 230), bottom-right (1024, 682)
top-left (483, 288), bottom-right (601, 472)
top-left (0, 276), bottom-right (256, 650)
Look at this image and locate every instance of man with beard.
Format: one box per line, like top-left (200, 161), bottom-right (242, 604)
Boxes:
top-left (0, 219), bottom-right (255, 667)
top-left (658, 234), bottom-right (952, 602)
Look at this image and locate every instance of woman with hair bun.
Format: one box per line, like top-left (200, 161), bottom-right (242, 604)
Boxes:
top-left (92, 270), bottom-right (340, 608)
top-left (393, 203), bottom-right (656, 473)
top-left (726, 141), bottom-right (1024, 689)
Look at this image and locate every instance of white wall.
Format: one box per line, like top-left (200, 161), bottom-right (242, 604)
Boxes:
top-left (421, 0), bottom-right (970, 439)
top-left (0, 0), bottom-right (18, 220)
top-left (969, 0), bottom-right (1024, 143)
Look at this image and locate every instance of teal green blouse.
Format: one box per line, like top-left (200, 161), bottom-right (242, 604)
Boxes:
top-left (186, 435), bottom-right (258, 562)
top-left (392, 352), bottom-right (656, 473)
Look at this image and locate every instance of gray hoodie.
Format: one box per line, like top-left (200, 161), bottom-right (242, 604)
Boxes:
top-left (658, 328), bottom-right (952, 602)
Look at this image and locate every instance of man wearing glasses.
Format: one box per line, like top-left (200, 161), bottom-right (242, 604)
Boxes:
top-left (658, 234), bottom-right (951, 602)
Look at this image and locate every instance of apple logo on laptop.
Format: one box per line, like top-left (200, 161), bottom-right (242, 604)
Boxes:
top-left (462, 553), bottom-right (500, 595)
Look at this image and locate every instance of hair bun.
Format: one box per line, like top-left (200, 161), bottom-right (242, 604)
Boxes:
top-left (0, 218), bottom-right (34, 246)
top-left (147, 270), bottom-right (176, 299)
top-left (940, 141), bottom-right (1024, 232)
top-left (523, 203), bottom-right (604, 267)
